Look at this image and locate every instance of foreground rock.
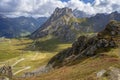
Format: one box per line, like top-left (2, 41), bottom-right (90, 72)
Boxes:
top-left (47, 20), bottom-right (120, 68)
top-left (97, 67), bottom-right (120, 80)
top-left (14, 65), bottom-right (52, 79)
top-left (108, 67), bottom-right (120, 80)
top-left (0, 65), bottom-right (12, 80)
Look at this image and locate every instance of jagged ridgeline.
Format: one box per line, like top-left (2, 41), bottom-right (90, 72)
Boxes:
top-left (30, 7), bottom-right (94, 42)
top-left (47, 20), bottom-right (120, 68)
top-left (30, 7), bottom-right (120, 42)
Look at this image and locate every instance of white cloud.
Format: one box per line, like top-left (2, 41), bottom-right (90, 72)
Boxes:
top-left (66, 0), bottom-right (120, 15)
top-left (0, 0), bottom-right (120, 17)
top-left (66, 0), bottom-right (95, 15)
top-left (0, 0), bottom-right (66, 17)
top-left (93, 0), bottom-right (120, 14)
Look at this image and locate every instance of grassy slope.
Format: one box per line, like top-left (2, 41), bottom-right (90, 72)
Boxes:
top-left (18, 35), bottom-right (120, 80)
top-left (0, 38), bottom-right (71, 76)
top-left (30, 35), bottom-right (72, 52)
top-left (19, 47), bottom-right (120, 80)
top-left (0, 36), bottom-right (119, 80)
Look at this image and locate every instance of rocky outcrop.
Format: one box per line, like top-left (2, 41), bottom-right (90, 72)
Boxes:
top-left (108, 67), bottom-right (120, 80)
top-left (47, 21), bottom-right (120, 68)
top-left (97, 67), bottom-right (120, 80)
top-left (0, 65), bottom-right (12, 79)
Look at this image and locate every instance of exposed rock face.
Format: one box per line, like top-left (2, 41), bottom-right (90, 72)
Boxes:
top-left (30, 7), bottom-right (93, 41)
top-left (97, 67), bottom-right (120, 80)
top-left (49, 7), bottom-right (73, 22)
top-left (108, 67), bottom-right (120, 80)
top-left (47, 21), bottom-right (120, 68)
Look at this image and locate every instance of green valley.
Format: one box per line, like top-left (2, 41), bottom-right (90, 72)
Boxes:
top-left (0, 38), bottom-right (71, 77)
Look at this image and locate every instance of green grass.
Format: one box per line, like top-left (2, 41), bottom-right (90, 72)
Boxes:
top-left (1, 36), bottom-right (120, 80)
top-left (0, 37), bottom-right (71, 76)
top-left (20, 34), bottom-right (119, 80)
top-left (28, 35), bottom-right (72, 52)
top-left (0, 39), bottom-right (20, 61)
top-left (19, 45), bottom-right (120, 80)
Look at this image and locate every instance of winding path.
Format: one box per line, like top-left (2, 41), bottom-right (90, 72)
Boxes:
top-left (13, 66), bottom-right (31, 75)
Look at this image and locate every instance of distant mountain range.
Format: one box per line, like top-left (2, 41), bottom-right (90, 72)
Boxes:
top-left (73, 10), bottom-right (120, 32)
top-left (30, 7), bottom-right (120, 41)
top-left (86, 11), bottom-right (120, 32)
top-left (0, 16), bottom-right (47, 38)
top-left (0, 7), bottom-right (120, 40)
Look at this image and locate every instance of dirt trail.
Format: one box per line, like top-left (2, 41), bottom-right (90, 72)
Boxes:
top-left (12, 58), bottom-right (25, 67)
top-left (13, 66), bottom-right (31, 75)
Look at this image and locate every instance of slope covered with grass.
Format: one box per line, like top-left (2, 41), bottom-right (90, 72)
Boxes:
top-left (16, 47), bottom-right (120, 80)
top-left (16, 21), bottom-right (120, 80)
top-left (0, 38), bottom-right (71, 77)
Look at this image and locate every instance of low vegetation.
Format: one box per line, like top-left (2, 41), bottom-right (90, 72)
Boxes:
top-left (17, 47), bottom-right (120, 80)
top-left (0, 37), bottom-right (71, 76)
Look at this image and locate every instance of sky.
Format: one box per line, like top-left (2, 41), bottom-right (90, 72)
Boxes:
top-left (0, 0), bottom-right (120, 18)
top-left (61, 0), bottom-right (94, 3)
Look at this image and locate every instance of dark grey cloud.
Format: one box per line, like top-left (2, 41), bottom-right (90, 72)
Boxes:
top-left (0, 0), bottom-right (19, 12)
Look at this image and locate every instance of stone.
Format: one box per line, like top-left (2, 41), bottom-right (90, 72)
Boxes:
top-left (97, 70), bottom-right (106, 78)
top-left (0, 66), bottom-right (12, 79)
top-left (109, 67), bottom-right (120, 80)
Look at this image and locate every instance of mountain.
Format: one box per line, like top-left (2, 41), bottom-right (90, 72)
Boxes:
top-left (73, 10), bottom-right (120, 32)
top-left (0, 16), bottom-right (47, 38)
top-left (30, 7), bottom-right (120, 42)
top-left (47, 20), bottom-right (120, 68)
top-left (72, 11), bottom-right (120, 32)
top-left (87, 11), bottom-right (120, 32)
top-left (30, 7), bottom-right (93, 41)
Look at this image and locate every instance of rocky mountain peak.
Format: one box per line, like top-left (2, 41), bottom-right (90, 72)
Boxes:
top-left (55, 7), bottom-right (72, 15)
top-left (30, 7), bottom-right (79, 41)
top-left (49, 7), bottom-right (74, 22)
